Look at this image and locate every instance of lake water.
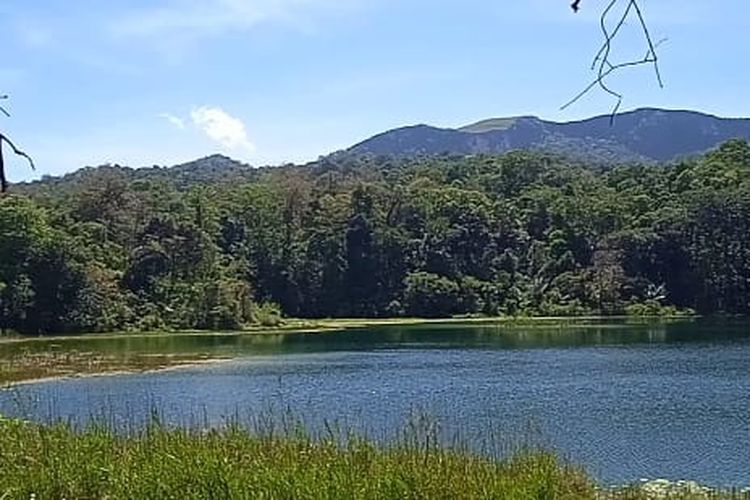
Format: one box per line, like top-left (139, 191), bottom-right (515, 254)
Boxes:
top-left (2, 319), bottom-right (750, 486)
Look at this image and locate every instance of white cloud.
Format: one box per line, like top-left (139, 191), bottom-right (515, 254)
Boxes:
top-left (191, 106), bottom-right (256, 153)
top-left (159, 113), bottom-right (186, 130)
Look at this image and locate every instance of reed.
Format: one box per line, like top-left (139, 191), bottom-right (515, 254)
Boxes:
top-left (1, 415), bottom-right (746, 499)
top-left (0, 414), bottom-right (596, 499)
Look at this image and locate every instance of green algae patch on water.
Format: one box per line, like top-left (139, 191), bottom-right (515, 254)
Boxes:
top-left (0, 349), bottom-right (228, 387)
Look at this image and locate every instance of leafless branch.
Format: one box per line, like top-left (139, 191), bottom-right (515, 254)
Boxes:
top-left (562, 0), bottom-right (665, 123)
top-left (0, 133), bottom-right (35, 171)
top-left (0, 96), bottom-right (35, 193)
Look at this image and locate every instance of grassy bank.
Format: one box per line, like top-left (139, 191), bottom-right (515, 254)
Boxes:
top-left (0, 417), bottom-right (745, 499)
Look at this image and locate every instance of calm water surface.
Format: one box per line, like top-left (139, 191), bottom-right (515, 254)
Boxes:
top-left (2, 319), bottom-right (750, 486)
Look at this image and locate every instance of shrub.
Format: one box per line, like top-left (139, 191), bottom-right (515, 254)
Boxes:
top-left (251, 302), bottom-right (284, 327)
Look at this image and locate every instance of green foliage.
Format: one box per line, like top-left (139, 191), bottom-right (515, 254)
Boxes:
top-left (251, 302), bottom-right (284, 327)
top-left (403, 272), bottom-right (461, 318)
top-left (7, 141), bottom-right (750, 334)
top-left (624, 301), bottom-right (688, 318)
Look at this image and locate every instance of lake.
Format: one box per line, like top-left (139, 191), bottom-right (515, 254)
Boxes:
top-left (2, 319), bottom-right (750, 487)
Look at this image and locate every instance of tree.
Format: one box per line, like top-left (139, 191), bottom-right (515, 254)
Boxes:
top-left (403, 272), bottom-right (461, 318)
top-left (0, 196), bottom-right (93, 334)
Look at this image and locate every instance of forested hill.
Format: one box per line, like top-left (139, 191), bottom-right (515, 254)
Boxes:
top-left (15, 154), bottom-right (260, 196)
top-left (348, 108), bottom-right (750, 164)
top-left (3, 140), bottom-right (750, 334)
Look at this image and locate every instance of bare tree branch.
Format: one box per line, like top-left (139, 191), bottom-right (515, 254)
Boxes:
top-left (563, 0), bottom-right (665, 123)
top-left (0, 133), bottom-right (35, 171)
top-left (0, 96), bottom-right (35, 194)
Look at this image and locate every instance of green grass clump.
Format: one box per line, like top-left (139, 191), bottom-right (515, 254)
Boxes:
top-left (0, 416), bottom-right (595, 499)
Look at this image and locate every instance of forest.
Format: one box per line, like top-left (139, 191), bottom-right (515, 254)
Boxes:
top-left (1, 139), bottom-right (750, 335)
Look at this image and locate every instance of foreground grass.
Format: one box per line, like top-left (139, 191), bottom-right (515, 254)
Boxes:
top-left (0, 418), bottom-right (746, 500)
top-left (0, 416), bottom-right (592, 499)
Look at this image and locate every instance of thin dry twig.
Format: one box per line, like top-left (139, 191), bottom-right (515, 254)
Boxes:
top-left (631, 0), bottom-right (664, 88)
top-left (0, 95), bottom-right (9, 118)
top-left (563, 0), bottom-right (664, 124)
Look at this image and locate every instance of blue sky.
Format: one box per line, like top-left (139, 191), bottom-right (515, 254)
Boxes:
top-left (0, 0), bottom-right (748, 180)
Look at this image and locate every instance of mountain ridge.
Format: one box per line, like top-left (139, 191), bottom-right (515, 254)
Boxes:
top-left (347, 108), bottom-right (750, 164)
top-left (13, 108), bottom-right (750, 194)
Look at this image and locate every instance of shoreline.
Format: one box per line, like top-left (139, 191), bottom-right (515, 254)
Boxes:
top-left (0, 315), bottom-right (698, 387)
top-left (0, 314), bottom-right (697, 345)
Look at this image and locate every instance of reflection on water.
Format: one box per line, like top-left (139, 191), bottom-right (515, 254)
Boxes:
top-left (4, 318), bottom-right (750, 359)
top-left (2, 318), bottom-right (750, 487)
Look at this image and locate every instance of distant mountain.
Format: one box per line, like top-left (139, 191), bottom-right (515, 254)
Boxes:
top-left (14, 109), bottom-right (750, 197)
top-left (15, 154), bottom-right (259, 195)
top-left (348, 108), bottom-right (750, 164)
top-left (161, 154), bottom-right (258, 188)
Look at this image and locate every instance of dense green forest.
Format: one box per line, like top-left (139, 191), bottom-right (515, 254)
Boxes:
top-left (2, 140), bottom-right (750, 334)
